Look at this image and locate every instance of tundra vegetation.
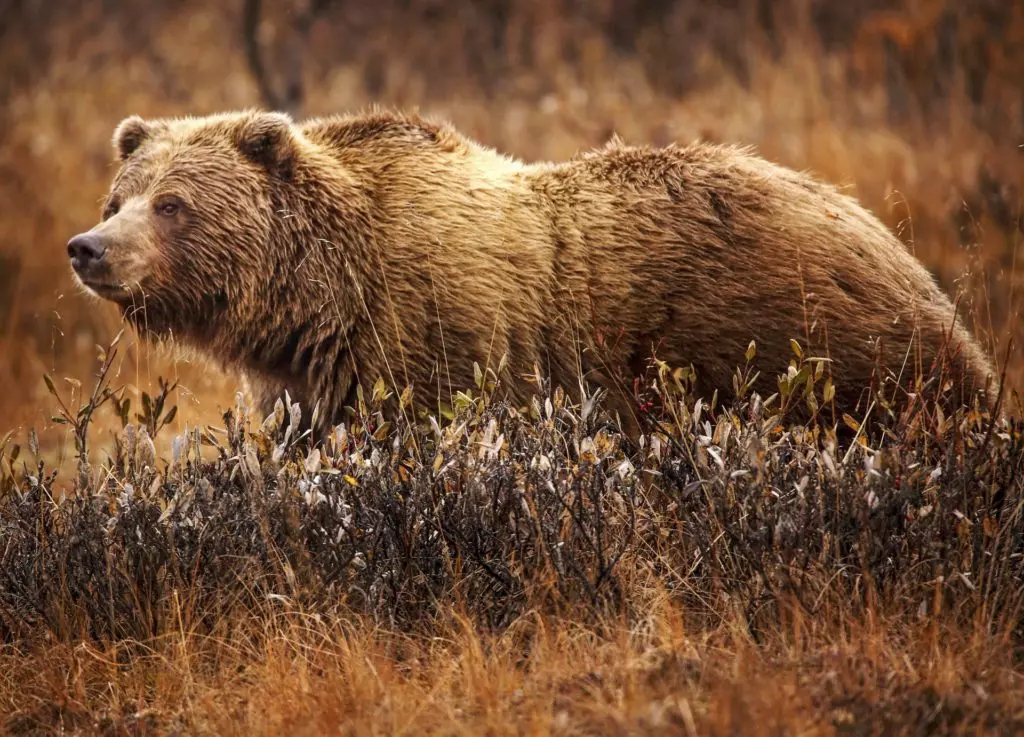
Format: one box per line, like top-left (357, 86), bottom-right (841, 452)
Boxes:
top-left (1, 1), bottom-right (1023, 733)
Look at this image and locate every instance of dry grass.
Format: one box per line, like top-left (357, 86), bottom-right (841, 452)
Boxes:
top-left (2, 331), bottom-right (1024, 733)
top-left (5, 606), bottom-right (1022, 735)
top-left (2, 1), bottom-right (1024, 733)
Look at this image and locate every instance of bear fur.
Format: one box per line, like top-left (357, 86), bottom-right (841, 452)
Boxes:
top-left (69, 108), bottom-right (996, 435)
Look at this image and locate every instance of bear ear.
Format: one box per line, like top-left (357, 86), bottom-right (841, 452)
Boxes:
top-left (236, 111), bottom-right (296, 179)
top-left (113, 115), bottom-right (152, 161)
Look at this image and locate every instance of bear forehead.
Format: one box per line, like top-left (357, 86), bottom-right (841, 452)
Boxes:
top-left (149, 118), bottom-right (247, 151)
top-left (113, 131), bottom-right (254, 192)
top-left (160, 111), bottom-right (261, 134)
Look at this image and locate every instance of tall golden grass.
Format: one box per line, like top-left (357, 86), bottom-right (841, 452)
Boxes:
top-left (6, 602), bottom-right (1022, 735)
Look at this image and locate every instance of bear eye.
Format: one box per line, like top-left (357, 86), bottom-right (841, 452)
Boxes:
top-left (103, 199), bottom-right (120, 219)
top-left (155, 198), bottom-right (181, 218)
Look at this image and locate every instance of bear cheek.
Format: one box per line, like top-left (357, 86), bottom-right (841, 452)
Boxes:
top-left (130, 235), bottom-right (168, 284)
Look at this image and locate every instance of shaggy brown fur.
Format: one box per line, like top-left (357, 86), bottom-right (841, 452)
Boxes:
top-left (68, 108), bottom-right (996, 435)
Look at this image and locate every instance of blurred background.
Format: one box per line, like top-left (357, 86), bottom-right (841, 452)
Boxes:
top-left (1, 0), bottom-right (1022, 457)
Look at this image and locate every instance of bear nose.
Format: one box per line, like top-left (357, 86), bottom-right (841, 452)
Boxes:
top-left (67, 233), bottom-right (107, 273)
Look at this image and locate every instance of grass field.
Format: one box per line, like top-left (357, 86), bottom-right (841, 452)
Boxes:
top-left (1, 1), bottom-right (1023, 733)
top-left (2, 338), bottom-right (1023, 734)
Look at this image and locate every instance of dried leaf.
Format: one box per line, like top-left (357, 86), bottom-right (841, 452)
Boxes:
top-left (304, 448), bottom-right (322, 475)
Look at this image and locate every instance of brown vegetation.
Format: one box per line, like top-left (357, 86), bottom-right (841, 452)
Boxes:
top-left (2, 333), bottom-right (1023, 734)
top-left (1, 0), bottom-right (1022, 733)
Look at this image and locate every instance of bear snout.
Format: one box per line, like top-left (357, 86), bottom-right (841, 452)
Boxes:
top-left (67, 233), bottom-right (108, 276)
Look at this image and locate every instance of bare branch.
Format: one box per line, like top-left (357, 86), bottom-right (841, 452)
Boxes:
top-left (241, 0), bottom-right (335, 116)
top-left (242, 0), bottom-right (283, 110)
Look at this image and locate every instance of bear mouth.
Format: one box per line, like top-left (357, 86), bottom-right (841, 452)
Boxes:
top-left (78, 278), bottom-right (131, 302)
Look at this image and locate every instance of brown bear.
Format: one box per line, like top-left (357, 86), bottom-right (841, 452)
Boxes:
top-left (66, 108), bottom-right (996, 437)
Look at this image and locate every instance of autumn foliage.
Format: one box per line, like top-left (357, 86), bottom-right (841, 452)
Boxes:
top-left (1, 1), bottom-right (1023, 733)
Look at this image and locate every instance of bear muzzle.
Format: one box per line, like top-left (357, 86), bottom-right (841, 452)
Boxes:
top-left (67, 231), bottom-right (125, 298)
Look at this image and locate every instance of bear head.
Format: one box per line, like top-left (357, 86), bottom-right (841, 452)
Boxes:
top-left (66, 109), bottom-right (300, 340)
